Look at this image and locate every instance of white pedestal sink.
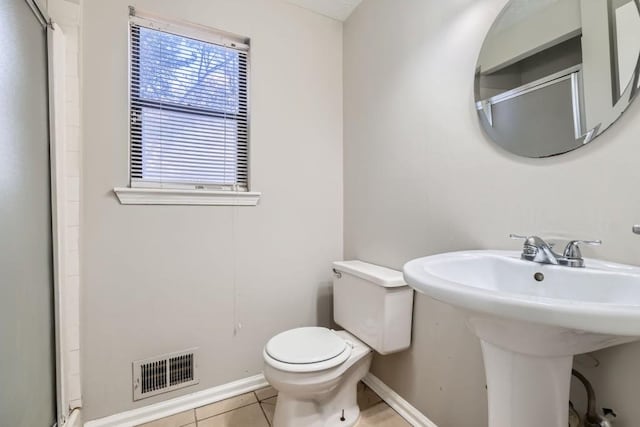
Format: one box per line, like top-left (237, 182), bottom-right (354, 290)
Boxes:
top-left (403, 250), bottom-right (640, 427)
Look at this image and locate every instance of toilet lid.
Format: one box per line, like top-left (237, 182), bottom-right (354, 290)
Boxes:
top-left (265, 327), bottom-right (347, 364)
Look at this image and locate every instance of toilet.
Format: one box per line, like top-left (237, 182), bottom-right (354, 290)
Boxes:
top-left (263, 260), bottom-right (414, 427)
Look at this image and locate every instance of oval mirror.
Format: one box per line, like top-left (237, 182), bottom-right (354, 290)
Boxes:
top-left (475, 0), bottom-right (640, 158)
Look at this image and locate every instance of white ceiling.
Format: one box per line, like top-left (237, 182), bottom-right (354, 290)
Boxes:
top-left (285, 0), bottom-right (364, 21)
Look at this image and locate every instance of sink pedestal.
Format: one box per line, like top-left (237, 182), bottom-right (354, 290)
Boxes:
top-left (468, 314), bottom-right (635, 427)
top-left (481, 341), bottom-right (572, 427)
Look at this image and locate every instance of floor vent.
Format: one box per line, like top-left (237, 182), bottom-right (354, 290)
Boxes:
top-left (133, 348), bottom-right (199, 400)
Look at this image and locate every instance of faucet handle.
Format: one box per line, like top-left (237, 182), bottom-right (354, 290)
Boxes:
top-left (633, 225), bottom-right (640, 235)
top-left (509, 234), bottom-right (528, 240)
top-left (509, 234), bottom-right (555, 256)
top-left (509, 234), bottom-right (558, 264)
top-left (509, 234), bottom-right (552, 247)
top-left (562, 239), bottom-right (602, 259)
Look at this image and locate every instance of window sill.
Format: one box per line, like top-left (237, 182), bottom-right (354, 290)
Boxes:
top-left (113, 187), bottom-right (261, 206)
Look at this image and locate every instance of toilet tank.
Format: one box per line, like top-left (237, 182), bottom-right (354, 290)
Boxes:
top-left (332, 260), bottom-right (414, 355)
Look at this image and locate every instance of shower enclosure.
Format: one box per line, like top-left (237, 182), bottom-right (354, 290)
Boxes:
top-left (0, 0), bottom-right (57, 426)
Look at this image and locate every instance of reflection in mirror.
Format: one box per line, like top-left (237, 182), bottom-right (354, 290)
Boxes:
top-left (610, 0), bottom-right (640, 101)
top-left (475, 0), bottom-right (640, 158)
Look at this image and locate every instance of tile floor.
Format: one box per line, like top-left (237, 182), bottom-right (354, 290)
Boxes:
top-left (137, 382), bottom-right (411, 427)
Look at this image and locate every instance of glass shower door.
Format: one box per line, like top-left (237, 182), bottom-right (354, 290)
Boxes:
top-left (0, 0), bottom-right (57, 426)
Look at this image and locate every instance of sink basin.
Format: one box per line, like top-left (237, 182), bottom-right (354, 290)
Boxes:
top-left (404, 250), bottom-right (640, 427)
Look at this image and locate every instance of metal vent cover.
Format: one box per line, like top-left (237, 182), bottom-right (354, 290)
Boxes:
top-left (133, 348), bottom-right (199, 400)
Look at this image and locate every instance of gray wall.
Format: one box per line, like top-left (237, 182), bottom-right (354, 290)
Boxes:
top-left (344, 1), bottom-right (640, 426)
top-left (81, 0), bottom-right (343, 420)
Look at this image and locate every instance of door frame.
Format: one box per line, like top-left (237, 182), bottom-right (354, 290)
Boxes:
top-left (48, 18), bottom-right (70, 427)
top-left (48, 19), bottom-right (68, 427)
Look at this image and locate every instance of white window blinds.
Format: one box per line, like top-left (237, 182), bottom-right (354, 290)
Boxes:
top-left (129, 14), bottom-right (249, 190)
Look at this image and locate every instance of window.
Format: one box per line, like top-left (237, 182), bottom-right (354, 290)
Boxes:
top-left (128, 11), bottom-right (250, 193)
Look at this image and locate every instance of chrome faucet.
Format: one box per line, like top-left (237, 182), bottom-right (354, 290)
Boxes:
top-left (510, 234), bottom-right (602, 268)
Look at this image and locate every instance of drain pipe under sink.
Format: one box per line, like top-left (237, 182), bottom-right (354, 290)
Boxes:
top-left (570, 369), bottom-right (616, 427)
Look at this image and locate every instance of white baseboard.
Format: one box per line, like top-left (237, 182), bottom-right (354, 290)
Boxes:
top-left (84, 374), bottom-right (268, 427)
top-left (363, 373), bottom-right (438, 427)
top-left (83, 371), bottom-right (435, 427)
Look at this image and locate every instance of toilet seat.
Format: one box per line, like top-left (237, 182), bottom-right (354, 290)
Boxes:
top-left (264, 327), bottom-right (352, 373)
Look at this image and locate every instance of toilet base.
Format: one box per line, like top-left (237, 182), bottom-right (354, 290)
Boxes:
top-left (270, 352), bottom-right (373, 427)
top-left (273, 391), bottom-right (360, 427)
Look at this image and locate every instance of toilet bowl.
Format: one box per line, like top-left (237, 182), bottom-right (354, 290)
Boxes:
top-left (262, 260), bottom-right (415, 427)
top-left (263, 328), bottom-right (372, 427)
